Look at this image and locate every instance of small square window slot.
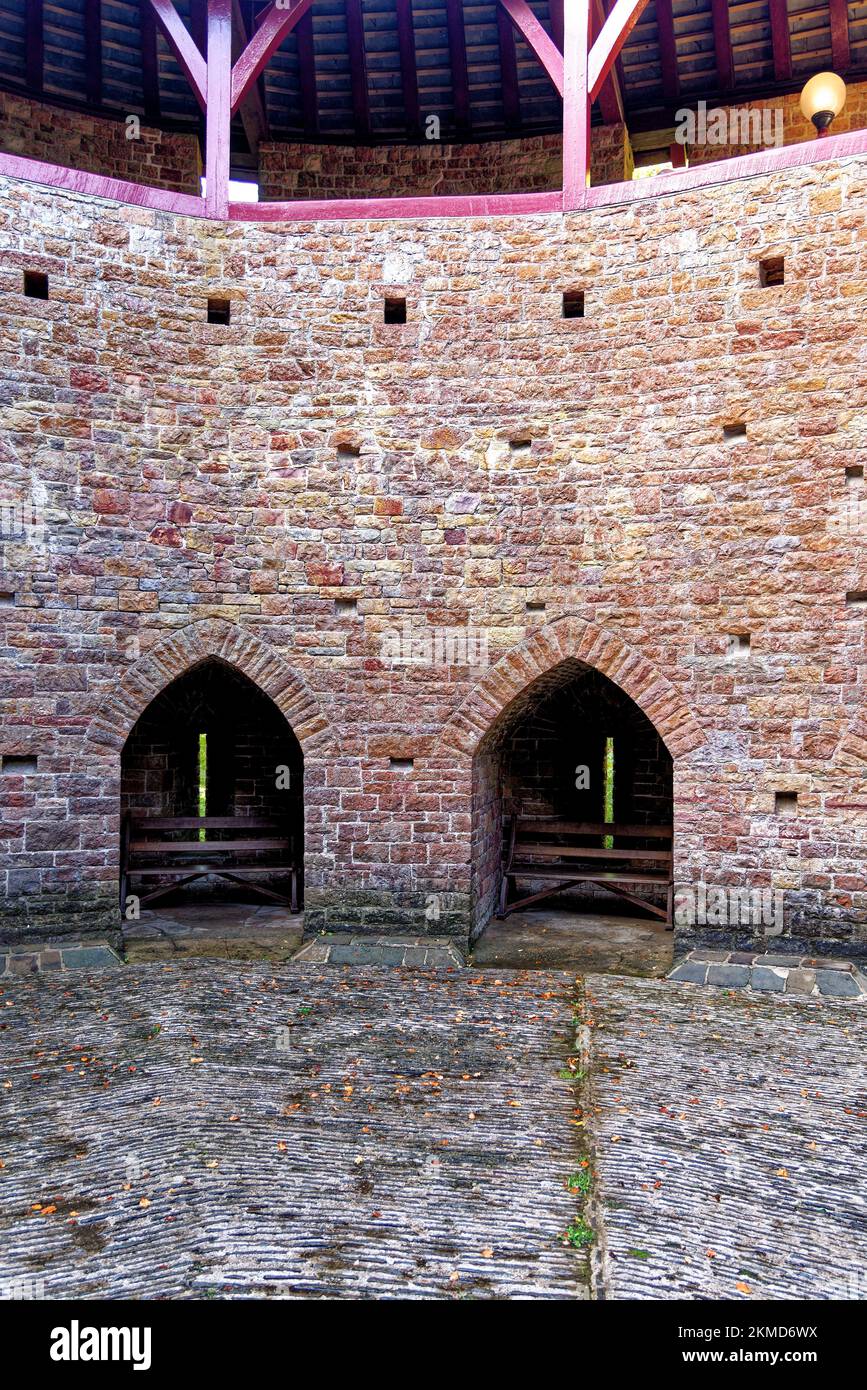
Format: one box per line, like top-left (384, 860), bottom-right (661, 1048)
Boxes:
top-left (759, 257), bottom-right (784, 288)
top-left (207, 297), bottom-right (231, 324)
top-left (509, 437), bottom-right (532, 452)
top-left (2, 754), bottom-right (37, 774)
top-left (563, 290), bottom-right (585, 319)
top-left (845, 465), bottom-right (864, 483)
top-left (384, 298), bottom-right (406, 324)
top-left (726, 633), bottom-right (751, 659)
top-left (723, 422), bottom-right (747, 442)
top-left (845, 590), bottom-right (867, 607)
top-left (389, 757), bottom-right (414, 771)
top-left (335, 598), bottom-right (358, 615)
top-left (774, 791), bottom-right (798, 817)
top-left (526, 600), bottom-right (546, 612)
top-left (337, 443), bottom-right (361, 459)
top-left (0, 591), bottom-right (14, 606)
top-left (23, 271), bottom-right (48, 299)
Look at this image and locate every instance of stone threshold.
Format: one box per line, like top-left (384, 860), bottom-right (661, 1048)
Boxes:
top-left (0, 940), bottom-right (123, 976)
top-left (669, 949), bottom-right (867, 999)
top-left (292, 934), bottom-right (467, 968)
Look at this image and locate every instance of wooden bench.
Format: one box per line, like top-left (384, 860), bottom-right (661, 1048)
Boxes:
top-left (120, 815), bottom-right (300, 913)
top-left (497, 817), bottom-right (673, 925)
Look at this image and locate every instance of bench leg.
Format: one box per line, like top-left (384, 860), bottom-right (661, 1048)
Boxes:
top-left (290, 869), bottom-right (299, 915)
top-left (496, 873), bottom-right (510, 919)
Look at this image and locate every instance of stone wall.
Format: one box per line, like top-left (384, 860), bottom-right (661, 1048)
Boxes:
top-left (684, 81), bottom-right (867, 166)
top-left (259, 126), bottom-right (632, 200)
top-left (0, 153), bottom-right (865, 953)
top-left (0, 91), bottom-right (201, 194)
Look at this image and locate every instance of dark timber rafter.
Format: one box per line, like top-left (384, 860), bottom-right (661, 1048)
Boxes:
top-left (345, 0), bottom-right (372, 140)
top-left (296, 9), bottom-right (320, 138)
top-left (84, 0), bottom-right (103, 107)
top-left (829, 0), bottom-right (851, 72)
top-left (231, 0), bottom-right (269, 154)
top-left (709, 0), bottom-right (734, 91)
top-left (655, 0), bottom-right (680, 104)
top-left (395, 0), bottom-right (421, 137)
top-left (496, 0), bottom-right (522, 130)
top-left (768, 0), bottom-right (792, 83)
top-left (445, 0), bottom-right (471, 132)
top-left (25, 0), bottom-right (44, 93)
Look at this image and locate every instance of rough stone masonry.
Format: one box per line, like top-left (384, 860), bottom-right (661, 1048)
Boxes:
top-left (0, 151), bottom-right (865, 952)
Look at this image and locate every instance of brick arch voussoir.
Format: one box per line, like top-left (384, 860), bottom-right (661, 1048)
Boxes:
top-left (434, 615), bottom-right (706, 762)
top-left (82, 619), bottom-right (337, 759)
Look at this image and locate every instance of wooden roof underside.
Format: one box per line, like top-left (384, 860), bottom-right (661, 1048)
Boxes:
top-left (0, 0), bottom-right (864, 172)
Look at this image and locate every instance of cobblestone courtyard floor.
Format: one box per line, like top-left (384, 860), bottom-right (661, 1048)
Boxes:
top-left (588, 976), bottom-right (867, 1300)
top-left (0, 961), bottom-right (864, 1301)
top-left (0, 962), bottom-right (587, 1299)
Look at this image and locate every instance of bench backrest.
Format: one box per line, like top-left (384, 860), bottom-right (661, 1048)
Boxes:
top-left (507, 817), bottom-right (672, 865)
top-left (124, 815), bottom-right (291, 859)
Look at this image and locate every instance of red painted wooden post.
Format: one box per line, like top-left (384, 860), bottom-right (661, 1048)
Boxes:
top-left (205, 0), bottom-right (233, 218)
top-left (563, 0), bottom-right (592, 211)
top-left (588, 0), bottom-right (651, 101)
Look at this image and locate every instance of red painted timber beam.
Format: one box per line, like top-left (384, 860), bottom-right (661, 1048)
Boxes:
top-left (498, 0), bottom-right (564, 96)
top-left (147, 0), bottom-right (208, 108)
top-left (588, 0), bottom-right (652, 103)
top-left (5, 126), bottom-right (867, 223)
top-left (231, 0), bottom-right (269, 150)
top-left (230, 0), bottom-right (315, 113)
top-left (592, 0), bottom-right (625, 124)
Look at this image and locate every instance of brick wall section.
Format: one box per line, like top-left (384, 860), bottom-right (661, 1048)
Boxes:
top-left (0, 155), bottom-right (865, 953)
top-left (0, 92), bottom-right (201, 194)
top-left (259, 127), bottom-right (632, 200)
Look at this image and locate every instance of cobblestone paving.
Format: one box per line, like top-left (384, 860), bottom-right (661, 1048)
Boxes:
top-left (586, 975), bottom-right (867, 1300)
top-left (0, 962), bottom-right (587, 1300)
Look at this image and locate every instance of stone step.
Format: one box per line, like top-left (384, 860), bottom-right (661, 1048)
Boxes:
top-left (292, 934), bottom-right (467, 968)
top-left (0, 941), bottom-right (123, 976)
top-left (669, 949), bottom-right (867, 999)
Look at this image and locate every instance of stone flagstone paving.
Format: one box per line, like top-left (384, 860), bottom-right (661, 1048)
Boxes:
top-left (586, 975), bottom-right (867, 1300)
top-left (0, 962), bottom-right (588, 1299)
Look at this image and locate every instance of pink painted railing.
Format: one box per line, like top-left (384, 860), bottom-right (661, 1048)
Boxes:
top-left (0, 0), bottom-right (865, 224)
